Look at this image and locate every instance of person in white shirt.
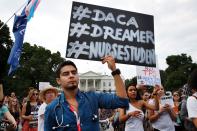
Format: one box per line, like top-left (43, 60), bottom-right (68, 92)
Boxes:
top-left (187, 69), bottom-right (197, 128)
top-left (38, 87), bottom-right (58, 131)
top-left (148, 85), bottom-right (176, 131)
top-left (119, 84), bottom-right (160, 131)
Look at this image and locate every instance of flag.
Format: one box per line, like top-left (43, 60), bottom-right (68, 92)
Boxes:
top-left (7, 7), bottom-right (28, 75)
top-left (25, 0), bottom-right (41, 21)
top-left (7, 0), bottom-right (41, 75)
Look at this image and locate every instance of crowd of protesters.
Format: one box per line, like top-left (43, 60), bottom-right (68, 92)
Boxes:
top-left (0, 58), bottom-right (197, 131)
top-left (98, 79), bottom-right (197, 131)
top-left (0, 86), bottom-right (58, 131)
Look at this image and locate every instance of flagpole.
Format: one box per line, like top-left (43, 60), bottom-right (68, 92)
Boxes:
top-left (0, 1), bottom-right (27, 30)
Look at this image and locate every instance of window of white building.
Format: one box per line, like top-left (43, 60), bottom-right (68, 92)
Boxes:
top-left (103, 82), bottom-right (105, 87)
top-left (108, 82), bottom-right (111, 87)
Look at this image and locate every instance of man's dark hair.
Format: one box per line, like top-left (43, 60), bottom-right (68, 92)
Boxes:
top-left (188, 69), bottom-right (197, 90)
top-left (56, 60), bottom-right (78, 78)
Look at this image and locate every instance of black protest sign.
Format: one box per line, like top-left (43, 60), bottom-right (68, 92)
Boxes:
top-left (66, 1), bottom-right (156, 67)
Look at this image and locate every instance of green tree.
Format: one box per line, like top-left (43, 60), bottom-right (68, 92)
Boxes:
top-left (165, 53), bottom-right (192, 74)
top-left (125, 76), bottom-right (137, 88)
top-left (164, 54), bottom-right (197, 91)
top-left (165, 71), bottom-right (187, 91)
top-left (0, 19), bottom-right (65, 98)
top-left (0, 20), bottom-right (13, 79)
top-left (160, 70), bottom-right (167, 86)
top-left (3, 43), bottom-right (65, 97)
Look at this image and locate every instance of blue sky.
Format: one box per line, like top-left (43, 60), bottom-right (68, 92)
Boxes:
top-left (1, 0), bottom-right (197, 79)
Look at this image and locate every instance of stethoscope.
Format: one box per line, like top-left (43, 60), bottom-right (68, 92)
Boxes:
top-left (52, 102), bottom-right (69, 130)
top-left (52, 93), bottom-right (98, 130)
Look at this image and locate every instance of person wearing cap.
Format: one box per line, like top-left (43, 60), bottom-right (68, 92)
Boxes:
top-left (0, 84), bottom-right (17, 129)
top-left (38, 86), bottom-right (58, 131)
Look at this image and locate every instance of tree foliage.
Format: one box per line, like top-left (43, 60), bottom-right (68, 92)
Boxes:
top-left (125, 76), bottom-right (137, 88)
top-left (159, 70), bottom-right (167, 86)
top-left (0, 20), bottom-right (65, 98)
top-left (0, 20), bottom-right (13, 79)
top-left (165, 54), bottom-right (192, 74)
top-left (3, 43), bottom-right (65, 97)
top-left (164, 54), bottom-right (197, 91)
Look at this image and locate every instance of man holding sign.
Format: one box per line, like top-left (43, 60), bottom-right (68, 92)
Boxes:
top-left (44, 56), bottom-right (129, 131)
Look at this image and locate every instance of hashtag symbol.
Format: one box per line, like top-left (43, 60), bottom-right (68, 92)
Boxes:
top-left (67, 41), bottom-right (90, 58)
top-left (69, 22), bottom-right (90, 37)
top-left (72, 5), bottom-right (92, 20)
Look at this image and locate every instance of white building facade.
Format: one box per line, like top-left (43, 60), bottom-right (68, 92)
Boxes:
top-left (79, 71), bottom-right (124, 92)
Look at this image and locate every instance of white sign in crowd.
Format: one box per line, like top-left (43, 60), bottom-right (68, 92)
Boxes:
top-left (136, 66), bottom-right (161, 86)
top-left (39, 82), bottom-right (51, 91)
top-left (160, 91), bottom-right (174, 108)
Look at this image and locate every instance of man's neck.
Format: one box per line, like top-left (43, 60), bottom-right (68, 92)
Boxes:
top-left (63, 88), bottom-right (79, 112)
top-left (64, 88), bottom-right (78, 100)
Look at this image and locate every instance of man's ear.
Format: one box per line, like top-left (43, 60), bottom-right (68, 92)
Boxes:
top-left (56, 78), bottom-right (61, 85)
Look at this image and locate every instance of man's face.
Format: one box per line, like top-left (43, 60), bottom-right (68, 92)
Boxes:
top-left (56, 65), bottom-right (79, 91)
